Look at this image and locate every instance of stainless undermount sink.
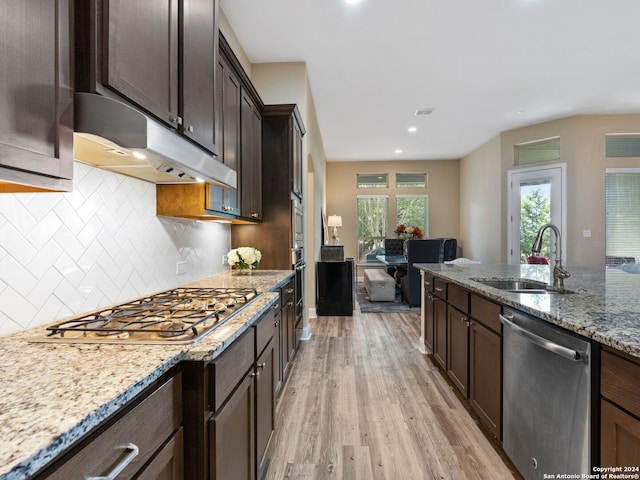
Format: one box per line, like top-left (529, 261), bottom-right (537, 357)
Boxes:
top-left (471, 278), bottom-right (575, 294)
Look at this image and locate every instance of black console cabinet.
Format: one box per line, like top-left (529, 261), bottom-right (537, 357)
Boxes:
top-left (316, 260), bottom-right (354, 316)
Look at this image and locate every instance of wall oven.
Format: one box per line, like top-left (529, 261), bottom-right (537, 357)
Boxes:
top-left (292, 196), bottom-right (305, 345)
top-left (293, 246), bottom-right (305, 353)
top-left (292, 196), bottom-right (303, 250)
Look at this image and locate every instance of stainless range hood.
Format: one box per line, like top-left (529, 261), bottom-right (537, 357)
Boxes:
top-left (73, 93), bottom-right (236, 188)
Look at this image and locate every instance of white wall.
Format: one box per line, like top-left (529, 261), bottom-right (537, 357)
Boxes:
top-left (251, 62), bottom-right (328, 323)
top-left (0, 162), bottom-right (230, 337)
top-left (459, 135), bottom-right (502, 263)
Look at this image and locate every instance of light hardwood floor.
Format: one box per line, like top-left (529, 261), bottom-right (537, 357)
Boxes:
top-left (264, 307), bottom-right (518, 480)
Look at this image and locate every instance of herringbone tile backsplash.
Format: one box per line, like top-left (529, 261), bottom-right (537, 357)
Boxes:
top-left (0, 162), bottom-right (230, 337)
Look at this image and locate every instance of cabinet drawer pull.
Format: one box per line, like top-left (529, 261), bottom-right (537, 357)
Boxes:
top-left (286, 288), bottom-right (294, 294)
top-left (187, 125), bottom-right (194, 132)
top-left (257, 362), bottom-right (266, 371)
top-left (86, 443), bottom-right (139, 480)
top-left (251, 212), bottom-right (259, 218)
top-left (435, 287), bottom-right (444, 292)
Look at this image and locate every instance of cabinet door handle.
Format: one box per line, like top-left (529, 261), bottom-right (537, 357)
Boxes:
top-left (273, 303), bottom-right (280, 311)
top-left (86, 443), bottom-right (139, 480)
top-left (286, 288), bottom-right (294, 294)
top-left (287, 302), bottom-right (294, 307)
top-left (187, 125), bottom-right (194, 132)
top-left (274, 321), bottom-right (280, 327)
top-left (251, 213), bottom-right (259, 218)
top-left (435, 287), bottom-right (444, 292)
top-left (257, 362), bottom-right (266, 371)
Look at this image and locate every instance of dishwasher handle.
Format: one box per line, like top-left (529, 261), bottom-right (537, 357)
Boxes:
top-left (500, 314), bottom-right (585, 362)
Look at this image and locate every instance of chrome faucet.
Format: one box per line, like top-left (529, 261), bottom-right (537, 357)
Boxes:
top-left (531, 223), bottom-right (571, 290)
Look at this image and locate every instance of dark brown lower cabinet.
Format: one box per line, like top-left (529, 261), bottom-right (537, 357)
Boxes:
top-left (447, 305), bottom-right (469, 397)
top-left (38, 372), bottom-right (183, 480)
top-left (469, 320), bottom-right (502, 438)
top-left (210, 372), bottom-right (255, 480)
top-left (256, 338), bottom-right (276, 479)
top-left (423, 277), bottom-right (502, 441)
top-left (137, 428), bottom-right (184, 480)
top-left (424, 293), bottom-right (435, 352)
top-left (600, 347), bottom-right (640, 466)
top-left (433, 296), bottom-right (447, 369)
top-left (184, 304), bottom-right (279, 480)
top-left (601, 399), bottom-right (640, 465)
top-left (283, 294), bottom-right (296, 376)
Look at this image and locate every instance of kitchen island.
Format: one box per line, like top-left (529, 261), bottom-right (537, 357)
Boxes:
top-left (416, 262), bottom-right (640, 474)
top-left (415, 263), bottom-right (640, 358)
top-left (0, 270), bottom-right (293, 480)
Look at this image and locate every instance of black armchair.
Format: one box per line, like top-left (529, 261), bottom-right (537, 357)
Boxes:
top-left (400, 238), bottom-right (457, 306)
top-left (383, 238), bottom-right (404, 277)
top-left (384, 238), bottom-right (404, 256)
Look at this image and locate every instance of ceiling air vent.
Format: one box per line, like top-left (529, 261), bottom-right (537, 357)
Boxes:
top-left (415, 108), bottom-right (435, 116)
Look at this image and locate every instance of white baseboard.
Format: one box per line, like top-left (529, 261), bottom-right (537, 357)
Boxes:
top-left (301, 325), bottom-right (312, 341)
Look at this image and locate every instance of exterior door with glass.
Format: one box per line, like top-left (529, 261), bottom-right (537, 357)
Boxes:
top-left (508, 164), bottom-right (565, 265)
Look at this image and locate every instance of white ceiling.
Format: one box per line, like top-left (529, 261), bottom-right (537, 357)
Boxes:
top-left (220, 0), bottom-right (640, 162)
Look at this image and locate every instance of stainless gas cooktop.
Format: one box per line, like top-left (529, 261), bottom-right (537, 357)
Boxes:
top-left (34, 287), bottom-right (258, 345)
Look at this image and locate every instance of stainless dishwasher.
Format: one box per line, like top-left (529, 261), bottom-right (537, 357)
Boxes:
top-left (501, 307), bottom-right (592, 480)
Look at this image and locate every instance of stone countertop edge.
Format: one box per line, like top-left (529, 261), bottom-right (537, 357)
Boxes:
top-left (0, 270), bottom-right (292, 480)
top-left (416, 263), bottom-right (640, 359)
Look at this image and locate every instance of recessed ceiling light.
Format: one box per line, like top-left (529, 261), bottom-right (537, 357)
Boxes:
top-left (408, 127), bottom-right (417, 133)
top-left (395, 149), bottom-right (403, 154)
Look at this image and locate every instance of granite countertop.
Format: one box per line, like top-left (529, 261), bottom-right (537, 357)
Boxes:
top-left (416, 263), bottom-right (640, 358)
top-left (0, 269), bottom-right (293, 480)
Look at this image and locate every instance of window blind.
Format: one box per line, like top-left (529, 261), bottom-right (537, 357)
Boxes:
top-left (605, 134), bottom-right (640, 158)
top-left (605, 171), bottom-right (640, 263)
top-left (515, 137), bottom-right (560, 165)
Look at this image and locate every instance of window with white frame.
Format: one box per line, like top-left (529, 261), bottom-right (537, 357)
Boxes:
top-left (396, 173), bottom-right (427, 188)
top-left (357, 174), bottom-right (388, 188)
top-left (395, 195), bottom-right (429, 237)
top-left (357, 195), bottom-right (388, 262)
top-left (515, 137), bottom-right (560, 165)
top-left (605, 169), bottom-right (640, 266)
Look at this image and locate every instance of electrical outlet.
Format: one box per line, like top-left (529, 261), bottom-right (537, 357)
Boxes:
top-left (176, 261), bottom-right (187, 275)
top-left (222, 254), bottom-right (228, 265)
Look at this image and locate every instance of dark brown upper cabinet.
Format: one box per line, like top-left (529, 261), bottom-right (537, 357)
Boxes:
top-left (208, 51), bottom-right (241, 216)
top-left (156, 34), bottom-right (264, 223)
top-left (181, 0), bottom-right (219, 155)
top-left (76, 0), bottom-right (220, 155)
top-left (209, 34), bottom-right (264, 220)
top-left (240, 90), bottom-right (262, 220)
top-left (0, 0), bottom-right (74, 192)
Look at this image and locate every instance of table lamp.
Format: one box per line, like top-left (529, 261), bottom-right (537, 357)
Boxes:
top-left (327, 215), bottom-right (342, 245)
